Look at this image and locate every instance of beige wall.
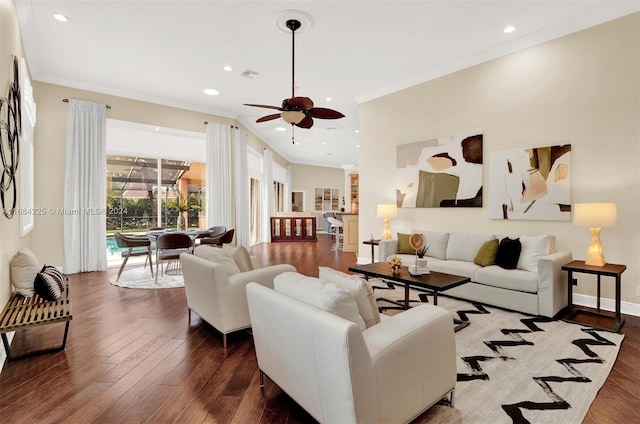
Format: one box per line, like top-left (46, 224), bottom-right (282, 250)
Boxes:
top-left (290, 163), bottom-right (346, 213)
top-left (0, 0), bottom-right (29, 309)
top-left (359, 13), bottom-right (640, 304)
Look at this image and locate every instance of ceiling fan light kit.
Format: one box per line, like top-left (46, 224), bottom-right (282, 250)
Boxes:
top-left (244, 11), bottom-right (344, 143)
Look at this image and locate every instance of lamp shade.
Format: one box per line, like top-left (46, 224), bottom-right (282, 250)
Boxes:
top-left (376, 204), bottom-right (398, 219)
top-left (574, 203), bottom-right (617, 227)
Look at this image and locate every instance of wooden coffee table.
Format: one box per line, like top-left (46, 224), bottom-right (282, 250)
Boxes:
top-left (349, 262), bottom-right (471, 331)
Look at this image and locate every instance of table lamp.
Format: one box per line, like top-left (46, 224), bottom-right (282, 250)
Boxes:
top-left (574, 203), bottom-right (617, 266)
top-left (377, 204), bottom-right (397, 240)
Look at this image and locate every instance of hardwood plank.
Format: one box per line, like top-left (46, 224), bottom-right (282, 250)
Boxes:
top-left (0, 234), bottom-right (637, 424)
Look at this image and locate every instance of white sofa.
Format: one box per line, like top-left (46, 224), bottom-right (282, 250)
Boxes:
top-left (246, 272), bottom-right (457, 424)
top-left (180, 245), bottom-right (296, 346)
top-left (378, 231), bottom-right (572, 318)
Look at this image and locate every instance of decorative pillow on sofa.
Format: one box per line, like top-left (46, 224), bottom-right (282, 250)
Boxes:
top-left (274, 272), bottom-right (366, 331)
top-left (194, 245), bottom-right (241, 276)
top-left (411, 229), bottom-right (449, 259)
top-left (446, 233), bottom-right (496, 262)
top-left (474, 238), bottom-right (499, 267)
top-left (34, 265), bottom-right (65, 301)
top-left (10, 247), bottom-right (39, 296)
top-left (318, 266), bottom-right (380, 328)
top-left (397, 233), bottom-right (413, 254)
top-left (494, 237), bottom-right (522, 270)
top-left (517, 235), bottom-right (551, 272)
top-left (221, 245), bottom-right (254, 272)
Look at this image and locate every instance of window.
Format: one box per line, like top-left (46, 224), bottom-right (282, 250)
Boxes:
top-left (106, 155), bottom-right (206, 232)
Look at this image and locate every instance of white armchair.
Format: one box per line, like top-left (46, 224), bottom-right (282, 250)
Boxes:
top-left (246, 281), bottom-right (457, 424)
top-left (180, 252), bottom-right (296, 347)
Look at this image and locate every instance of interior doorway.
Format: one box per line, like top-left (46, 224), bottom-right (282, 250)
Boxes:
top-left (291, 190), bottom-right (305, 212)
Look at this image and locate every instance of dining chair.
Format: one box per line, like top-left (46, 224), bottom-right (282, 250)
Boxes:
top-left (155, 233), bottom-right (193, 281)
top-left (194, 225), bottom-right (226, 246)
top-left (114, 232), bottom-right (154, 282)
top-left (199, 228), bottom-right (235, 247)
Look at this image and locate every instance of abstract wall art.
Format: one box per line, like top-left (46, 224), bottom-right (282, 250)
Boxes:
top-left (488, 144), bottom-right (571, 221)
top-left (396, 132), bottom-right (483, 208)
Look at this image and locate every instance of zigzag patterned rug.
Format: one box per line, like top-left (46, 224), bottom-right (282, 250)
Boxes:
top-left (376, 286), bottom-right (624, 424)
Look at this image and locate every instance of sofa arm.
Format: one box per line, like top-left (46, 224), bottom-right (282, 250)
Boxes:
top-left (363, 305), bottom-right (456, 423)
top-left (378, 239), bottom-right (398, 263)
top-left (537, 250), bottom-right (572, 318)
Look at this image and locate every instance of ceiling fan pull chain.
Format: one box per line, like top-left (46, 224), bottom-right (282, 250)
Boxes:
top-left (291, 124), bottom-right (295, 144)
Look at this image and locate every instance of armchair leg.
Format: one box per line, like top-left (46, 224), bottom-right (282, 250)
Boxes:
top-left (223, 333), bottom-right (227, 348)
top-left (259, 370), bottom-right (265, 388)
top-left (448, 389), bottom-right (455, 407)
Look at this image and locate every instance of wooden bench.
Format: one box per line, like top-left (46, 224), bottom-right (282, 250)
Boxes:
top-left (0, 283), bottom-right (72, 361)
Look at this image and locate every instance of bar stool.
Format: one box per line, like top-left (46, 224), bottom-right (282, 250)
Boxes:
top-left (327, 217), bottom-right (344, 251)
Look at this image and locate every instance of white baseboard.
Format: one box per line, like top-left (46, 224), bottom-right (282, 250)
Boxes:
top-left (0, 331), bottom-right (14, 372)
top-left (573, 293), bottom-right (640, 317)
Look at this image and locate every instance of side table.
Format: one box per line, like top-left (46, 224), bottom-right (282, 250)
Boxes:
top-left (561, 260), bottom-right (626, 332)
top-left (362, 239), bottom-right (381, 264)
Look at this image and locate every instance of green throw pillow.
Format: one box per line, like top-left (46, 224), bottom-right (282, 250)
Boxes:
top-left (397, 232), bottom-right (413, 254)
top-left (474, 238), bottom-right (499, 267)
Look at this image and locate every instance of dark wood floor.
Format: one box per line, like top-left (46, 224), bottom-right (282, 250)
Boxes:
top-left (1, 234), bottom-right (638, 423)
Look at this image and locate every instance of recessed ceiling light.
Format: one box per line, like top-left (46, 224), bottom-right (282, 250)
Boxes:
top-left (275, 127), bottom-right (286, 132)
top-left (53, 14), bottom-right (69, 22)
top-left (355, 129), bottom-right (360, 133)
top-left (325, 97), bottom-right (332, 102)
top-left (504, 25), bottom-right (516, 34)
top-left (155, 126), bottom-right (160, 132)
top-left (322, 141), bottom-right (326, 145)
top-left (355, 145), bottom-right (360, 148)
top-left (223, 65), bottom-right (232, 72)
top-left (320, 152), bottom-right (324, 155)
top-left (203, 88), bottom-right (219, 96)
top-left (295, 142), bottom-right (300, 145)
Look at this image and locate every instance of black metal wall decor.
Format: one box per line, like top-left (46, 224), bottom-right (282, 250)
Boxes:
top-left (0, 56), bottom-right (21, 219)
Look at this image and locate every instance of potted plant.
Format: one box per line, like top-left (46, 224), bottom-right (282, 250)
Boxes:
top-left (167, 190), bottom-right (200, 230)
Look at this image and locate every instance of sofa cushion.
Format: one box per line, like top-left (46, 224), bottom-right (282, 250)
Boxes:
top-left (474, 238), bottom-right (499, 267)
top-left (475, 265), bottom-right (539, 294)
top-left (446, 233), bottom-right (496, 262)
top-left (318, 267), bottom-right (380, 328)
top-left (429, 260), bottom-right (481, 281)
top-left (411, 229), bottom-right (449, 260)
top-left (397, 233), bottom-right (413, 254)
top-left (274, 272), bottom-right (366, 331)
top-left (194, 245), bottom-right (241, 276)
top-left (222, 245), bottom-right (254, 272)
top-left (517, 235), bottom-right (551, 272)
top-left (495, 237), bottom-right (522, 270)
top-left (10, 248), bottom-right (39, 297)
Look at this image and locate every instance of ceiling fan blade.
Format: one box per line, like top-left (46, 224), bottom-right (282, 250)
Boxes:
top-left (244, 103), bottom-right (282, 110)
top-left (256, 113), bottom-right (282, 123)
top-left (295, 115), bottom-right (314, 129)
top-left (287, 97), bottom-right (314, 110)
top-left (308, 107), bottom-right (345, 119)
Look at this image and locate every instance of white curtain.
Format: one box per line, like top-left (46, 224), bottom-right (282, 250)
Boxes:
top-left (234, 129), bottom-right (250, 247)
top-left (261, 149), bottom-right (274, 242)
top-left (63, 99), bottom-right (107, 273)
top-left (206, 123), bottom-right (232, 229)
top-left (284, 164), bottom-right (292, 212)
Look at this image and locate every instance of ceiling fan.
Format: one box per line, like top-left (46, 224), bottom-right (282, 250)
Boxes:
top-left (244, 19), bottom-right (345, 142)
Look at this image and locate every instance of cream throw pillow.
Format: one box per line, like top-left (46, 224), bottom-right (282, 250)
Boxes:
top-left (275, 272), bottom-right (366, 331)
top-left (194, 245), bottom-right (241, 276)
top-left (10, 248), bottom-right (39, 297)
top-left (318, 266), bottom-right (381, 328)
top-left (517, 235), bottom-right (551, 272)
top-left (222, 245), bottom-right (254, 272)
